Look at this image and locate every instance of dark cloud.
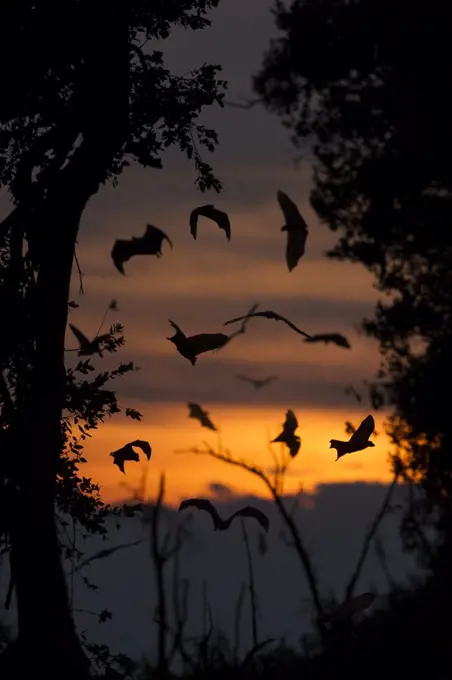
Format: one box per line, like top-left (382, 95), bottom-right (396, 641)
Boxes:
top-left (208, 481), bottom-right (234, 498)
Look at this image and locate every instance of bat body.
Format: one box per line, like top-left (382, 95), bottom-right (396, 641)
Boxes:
top-left (110, 439), bottom-right (152, 473)
top-left (179, 498), bottom-right (269, 532)
top-left (271, 409), bottom-right (301, 457)
top-left (235, 374), bottom-right (278, 390)
top-left (330, 414), bottom-right (376, 461)
top-left (190, 204), bottom-right (231, 241)
top-left (187, 403), bottom-right (217, 431)
top-left (167, 320), bottom-right (229, 365)
top-left (304, 333), bottom-right (351, 349)
top-left (277, 190), bottom-right (309, 272)
top-left (111, 224), bottom-right (173, 274)
top-left (224, 310), bottom-right (312, 339)
top-left (69, 323), bottom-right (112, 357)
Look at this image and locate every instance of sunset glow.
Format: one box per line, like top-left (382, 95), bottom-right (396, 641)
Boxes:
top-left (82, 403), bottom-right (394, 507)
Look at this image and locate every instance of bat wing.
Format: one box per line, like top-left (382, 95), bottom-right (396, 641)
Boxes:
top-left (232, 506), bottom-right (270, 533)
top-left (129, 439), bottom-right (152, 461)
top-left (189, 208), bottom-right (200, 240)
top-left (276, 314), bottom-right (312, 339)
top-left (263, 376), bottom-right (278, 385)
top-left (178, 497), bottom-right (222, 528)
top-left (200, 414), bottom-right (217, 431)
top-left (211, 207), bottom-right (231, 241)
top-left (288, 435), bottom-right (301, 458)
top-left (284, 409), bottom-right (298, 433)
top-left (349, 414), bottom-right (375, 446)
top-left (285, 228), bottom-right (308, 272)
top-left (188, 402), bottom-right (204, 420)
top-left (69, 323), bottom-right (90, 349)
top-left (277, 190), bottom-right (308, 228)
top-left (235, 374), bottom-right (253, 384)
top-left (167, 319), bottom-right (186, 339)
top-left (110, 443), bottom-right (140, 474)
top-left (144, 224), bottom-right (173, 251)
top-left (111, 239), bottom-right (138, 275)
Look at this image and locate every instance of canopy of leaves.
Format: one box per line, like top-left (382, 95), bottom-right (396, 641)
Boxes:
top-left (253, 0), bottom-right (452, 512)
top-left (0, 0), bottom-right (226, 201)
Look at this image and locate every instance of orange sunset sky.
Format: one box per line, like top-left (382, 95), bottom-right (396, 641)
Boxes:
top-left (0, 0), bottom-right (395, 506)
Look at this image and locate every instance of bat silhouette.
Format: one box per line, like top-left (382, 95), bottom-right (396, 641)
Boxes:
top-left (277, 190), bottom-right (309, 272)
top-left (69, 324), bottom-right (113, 357)
top-left (167, 320), bottom-right (229, 365)
top-left (304, 333), bottom-right (351, 349)
top-left (224, 302), bottom-right (260, 346)
top-left (330, 414), bottom-right (376, 461)
top-left (235, 374), bottom-right (279, 390)
top-left (190, 204), bottom-right (231, 242)
top-left (271, 409), bottom-right (301, 458)
top-left (224, 310), bottom-right (312, 339)
top-left (187, 403), bottom-right (217, 431)
top-left (111, 224), bottom-right (173, 274)
top-left (324, 592), bottom-right (376, 623)
top-left (178, 498), bottom-right (270, 532)
top-left (110, 439), bottom-right (152, 474)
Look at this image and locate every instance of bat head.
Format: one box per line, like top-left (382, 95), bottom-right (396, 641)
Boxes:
top-left (367, 441), bottom-right (376, 448)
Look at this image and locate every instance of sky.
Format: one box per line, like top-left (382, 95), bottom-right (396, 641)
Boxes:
top-left (0, 0), bottom-right (394, 506)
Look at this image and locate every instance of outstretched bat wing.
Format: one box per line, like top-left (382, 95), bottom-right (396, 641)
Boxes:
top-left (178, 498), bottom-right (222, 529)
top-left (110, 443), bottom-right (140, 474)
top-left (69, 323), bottom-right (91, 349)
top-left (190, 205), bottom-right (231, 241)
top-left (277, 190), bottom-right (308, 229)
top-left (231, 506), bottom-right (270, 533)
top-left (349, 414), bottom-right (375, 447)
top-left (111, 239), bottom-right (139, 275)
top-left (285, 227), bottom-right (308, 272)
top-left (129, 439), bottom-right (152, 461)
top-left (144, 224), bottom-right (173, 251)
top-left (284, 409), bottom-right (298, 434)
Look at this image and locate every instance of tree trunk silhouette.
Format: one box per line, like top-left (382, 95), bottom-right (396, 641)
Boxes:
top-left (0, 5), bottom-right (131, 677)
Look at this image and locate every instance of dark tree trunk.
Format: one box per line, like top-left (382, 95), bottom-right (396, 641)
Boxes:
top-left (0, 3), bottom-right (130, 676)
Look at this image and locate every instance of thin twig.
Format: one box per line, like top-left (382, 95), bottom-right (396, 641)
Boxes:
top-left (241, 520), bottom-right (259, 649)
top-left (344, 472), bottom-right (399, 601)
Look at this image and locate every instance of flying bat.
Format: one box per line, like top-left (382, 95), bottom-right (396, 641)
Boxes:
top-left (69, 324), bottom-right (113, 357)
top-left (304, 333), bottom-right (351, 349)
top-left (330, 414), bottom-right (376, 461)
top-left (277, 190), bottom-right (309, 272)
top-left (190, 204), bottom-right (231, 242)
top-left (235, 374), bottom-right (279, 390)
top-left (224, 310), bottom-right (312, 339)
top-left (110, 439), bottom-right (152, 474)
top-left (178, 498), bottom-right (270, 533)
top-left (324, 592), bottom-right (377, 623)
top-left (224, 302), bottom-right (260, 346)
top-left (187, 403), bottom-right (217, 431)
top-left (111, 224), bottom-right (173, 274)
top-left (271, 409), bottom-right (301, 458)
top-left (167, 319), bottom-right (229, 365)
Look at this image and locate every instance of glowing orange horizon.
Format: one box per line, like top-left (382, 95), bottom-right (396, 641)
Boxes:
top-left (81, 402), bottom-right (394, 508)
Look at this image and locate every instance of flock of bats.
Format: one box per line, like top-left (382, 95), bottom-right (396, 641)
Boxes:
top-left (70, 190), bottom-right (378, 623)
